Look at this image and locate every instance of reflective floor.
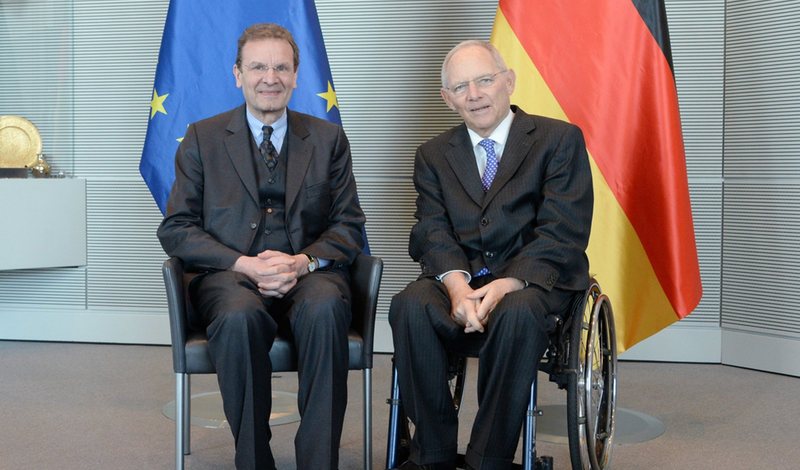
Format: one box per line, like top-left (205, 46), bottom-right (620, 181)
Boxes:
top-left (537, 405), bottom-right (665, 444)
top-left (162, 390), bottom-right (301, 428)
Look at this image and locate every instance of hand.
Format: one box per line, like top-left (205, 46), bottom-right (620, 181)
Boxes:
top-left (232, 250), bottom-right (299, 298)
top-left (442, 272), bottom-right (483, 333)
top-left (467, 277), bottom-right (526, 325)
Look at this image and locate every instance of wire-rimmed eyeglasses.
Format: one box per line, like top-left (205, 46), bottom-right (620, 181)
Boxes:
top-left (241, 62), bottom-right (293, 76)
top-left (444, 70), bottom-right (508, 96)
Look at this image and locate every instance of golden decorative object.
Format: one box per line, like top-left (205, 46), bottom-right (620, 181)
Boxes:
top-left (30, 154), bottom-right (51, 178)
top-left (0, 115), bottom-right (43, 168)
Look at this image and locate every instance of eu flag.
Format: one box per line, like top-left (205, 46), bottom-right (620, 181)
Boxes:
top-left (140, 0), bottom-right (341, 214)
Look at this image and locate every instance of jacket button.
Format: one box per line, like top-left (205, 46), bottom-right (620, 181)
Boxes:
top-left (250, 223), bottom-right (257, 229)
top-left (485, 251), bottom-right (494, 258)
top-left (481, 218), bottom-right (489, 226)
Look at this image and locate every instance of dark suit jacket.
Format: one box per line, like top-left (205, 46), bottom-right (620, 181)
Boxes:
top-left (157, 105), bottom-right (365, 272)
top-left (410, 106), bottom-right (592, 292)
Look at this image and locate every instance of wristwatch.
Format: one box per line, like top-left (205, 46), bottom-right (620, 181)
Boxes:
top-left (304, 253), bottom-right (319, 273)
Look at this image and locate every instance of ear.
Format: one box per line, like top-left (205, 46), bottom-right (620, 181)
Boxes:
top-left (505, 69), bottom-right (517, 95)
top-left (440, 88), bottom-right (455, 111)
top-left (233, 64), bottom-right (243, 88)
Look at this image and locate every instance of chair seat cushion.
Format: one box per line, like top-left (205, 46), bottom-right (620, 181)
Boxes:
top-left (183, 330), bottom-right (367, 374)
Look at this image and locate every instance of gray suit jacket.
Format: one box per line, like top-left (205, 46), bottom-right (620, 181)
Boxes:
top-left (157, 105), bottom-right (365, 272)
top-left (410, 106), bottom-right (593, 292)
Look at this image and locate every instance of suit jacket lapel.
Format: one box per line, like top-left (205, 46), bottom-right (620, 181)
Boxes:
top-left (483, 110), bottom-right (537, 206)
top-left (223, 105), bottom-right (260, 205)
top-left (284, 110), bottom-right (313, 213)
top-left (445, 125), bottom-right (485, 206)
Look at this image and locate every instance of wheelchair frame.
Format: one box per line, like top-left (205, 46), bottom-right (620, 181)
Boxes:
top-left (385, 279), bottom-right (617, 470)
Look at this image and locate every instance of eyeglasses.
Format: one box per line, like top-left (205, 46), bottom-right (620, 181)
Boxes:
top-left (445, 70), bottom-right (508, 96)
top-left (241, 62), bottom-right (293, 76)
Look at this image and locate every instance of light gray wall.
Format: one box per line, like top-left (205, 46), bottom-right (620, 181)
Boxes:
top-left (719, 0), bottom-right (800, 374)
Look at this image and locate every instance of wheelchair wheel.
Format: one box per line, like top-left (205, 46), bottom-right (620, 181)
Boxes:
top-left (566, 282), bottom-right (618, 469)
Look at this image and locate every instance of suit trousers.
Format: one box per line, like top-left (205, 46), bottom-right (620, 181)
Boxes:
top-left (389, 277), bottom-right (573, 470)
top-left (190, 268), bottom-right (352, 470)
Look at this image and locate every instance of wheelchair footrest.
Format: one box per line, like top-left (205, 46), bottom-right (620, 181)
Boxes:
top-left (535, 456), bottom-right (554, 470)
top-left (506, 455), bottom-right (553, 470)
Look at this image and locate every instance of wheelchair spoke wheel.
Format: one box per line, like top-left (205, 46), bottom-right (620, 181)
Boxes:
top-left (566, 282), bottom-right (618, 469)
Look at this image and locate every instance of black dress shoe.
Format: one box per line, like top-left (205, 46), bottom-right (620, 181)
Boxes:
top-left (392, 460), bottom-right (457, 470)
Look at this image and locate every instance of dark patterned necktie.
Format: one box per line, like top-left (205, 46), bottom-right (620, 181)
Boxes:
top-left (260, 125), bottom-right (278, 172)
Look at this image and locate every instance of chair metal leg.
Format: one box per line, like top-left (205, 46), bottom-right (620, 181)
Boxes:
top-left (385, 365), bottom-right (402, 470)
top-left (363, 368), bottom-right (373, 470)
top-left (175, 373), bottom-right (187, 470)
top-left (523, 375), bottom-right (538, 470)
top-left (183, 374), bottom-right (191, 454)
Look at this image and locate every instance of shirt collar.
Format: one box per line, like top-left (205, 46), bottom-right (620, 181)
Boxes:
top-left (246, 108), bottom-right (288, 151)
top-left (467, 108), bottom-right (515, 149)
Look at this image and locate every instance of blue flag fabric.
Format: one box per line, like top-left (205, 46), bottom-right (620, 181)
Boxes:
top-left (140, 0), bottom-right (341, 214)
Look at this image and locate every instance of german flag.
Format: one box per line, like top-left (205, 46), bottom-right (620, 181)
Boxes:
top-left (491, 0), bottom-right (702, 352)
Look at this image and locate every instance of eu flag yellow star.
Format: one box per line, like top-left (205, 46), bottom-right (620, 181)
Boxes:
top-left (150, 89), bottom-right (168, 119)
top-left (316, 81), bottom-right (339, 113)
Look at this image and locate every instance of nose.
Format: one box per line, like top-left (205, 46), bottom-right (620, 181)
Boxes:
top-left (261, 69), bottom-right (280, 84)
top-left (465, 80), bottom-right (481, 99)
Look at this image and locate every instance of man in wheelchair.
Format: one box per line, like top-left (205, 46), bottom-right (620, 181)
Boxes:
top-left (388, 40), bottom-right (593, 470)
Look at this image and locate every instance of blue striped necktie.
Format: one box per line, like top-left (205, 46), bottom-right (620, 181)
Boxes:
top-left (478, 138), bottom-right (498, 191)
top-left (475, 138), bottom-right (498, 277)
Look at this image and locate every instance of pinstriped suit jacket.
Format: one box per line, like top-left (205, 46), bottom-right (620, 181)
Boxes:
top-left (157, 105), bottom-right (365, 272)
top-left (409, 106), bottom-right (593, 292)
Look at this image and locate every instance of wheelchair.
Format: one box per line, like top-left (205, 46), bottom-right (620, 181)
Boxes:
top-left (385, 279), bottom-right (617, 470)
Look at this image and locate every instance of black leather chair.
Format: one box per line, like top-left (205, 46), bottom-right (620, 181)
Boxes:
top-left (163, 254), bottom-right (383, 470)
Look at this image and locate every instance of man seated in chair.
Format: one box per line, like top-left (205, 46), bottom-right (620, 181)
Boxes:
top-left (388, 40), bottom-right (593, 470)
top-left (157, 23), bottom-right (365, 470)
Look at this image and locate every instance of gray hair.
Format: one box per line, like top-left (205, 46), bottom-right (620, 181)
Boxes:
top-left (440, 40), bottom-right (508, 88)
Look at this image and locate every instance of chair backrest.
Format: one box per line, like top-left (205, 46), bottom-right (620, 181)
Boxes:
top-left (348, 254), bottom-right (384, 369)
top-left (163, 256), bottom-right (189, 373)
